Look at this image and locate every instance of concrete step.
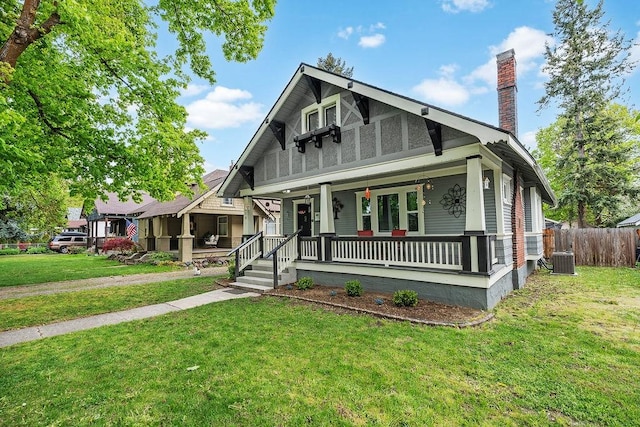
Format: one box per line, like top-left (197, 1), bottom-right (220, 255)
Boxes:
top-left (235, 275), bottom-right (273, 287)
top-left (229, 279), bottom-right (273, 293)
top-left (244, 269), bottom-right (278, 280)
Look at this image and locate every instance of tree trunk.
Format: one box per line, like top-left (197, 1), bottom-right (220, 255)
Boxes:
top-left (0, 0), bottom-right (59, 84)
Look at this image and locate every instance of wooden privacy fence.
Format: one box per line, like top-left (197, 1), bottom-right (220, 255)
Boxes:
top-left (543, 228), bottom-right (640, 267)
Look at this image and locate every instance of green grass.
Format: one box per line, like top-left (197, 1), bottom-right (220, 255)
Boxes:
top-left (0, 254), bottom-right (178, 287)
top-left (0, 277), bottom-right (221, 331)
top-left (1, 267), bottom-right (639, 426)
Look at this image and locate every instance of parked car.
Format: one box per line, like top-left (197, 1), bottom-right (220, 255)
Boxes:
top-left (48, 232), bottom-right (88, 253)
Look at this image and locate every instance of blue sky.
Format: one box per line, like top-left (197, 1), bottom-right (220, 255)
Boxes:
top-left (170, 0), bottom-right (640, 173)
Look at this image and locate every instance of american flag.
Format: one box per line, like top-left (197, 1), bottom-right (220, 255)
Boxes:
top-left (125, 219), bottom-right (137, 240)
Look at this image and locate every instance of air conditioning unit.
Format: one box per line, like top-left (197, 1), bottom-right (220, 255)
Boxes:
top-left (552, 252), bottom-right (576, 275)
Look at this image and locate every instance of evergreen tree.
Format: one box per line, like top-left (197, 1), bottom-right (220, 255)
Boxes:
top-left (317, 53), bottom-right (354, 77)
top-left (537, 0), bottom-right (635, 227)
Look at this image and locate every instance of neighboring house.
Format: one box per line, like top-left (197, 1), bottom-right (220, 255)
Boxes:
top-left (64, 207), bottom-right (88, 233)
top-left (136, 169), bottom-right (272, 262)
top-left (617, 213), bottom-right (640, 228)
top-left (86, 192), bottom-right (157, 244)
top-left (218, 50), bottom-right (556, 310)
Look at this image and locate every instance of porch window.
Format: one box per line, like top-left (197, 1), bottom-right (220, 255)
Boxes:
top-left (502, 174), bottom-right (512, 205)
top-left (222, 197), bottom-right (234, 206)
top-left (356, 184), bottom-right (424, 234)
top-left (406, 191), bottom-right (419, 232)
top-left (217, 216), bottom-right (228, 237)
top-left (377, 194), bottom-right (399, 232)
top-left (361, 197), bottom-right (372, 230)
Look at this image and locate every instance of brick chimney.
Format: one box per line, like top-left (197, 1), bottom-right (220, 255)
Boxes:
top-left (496, 49), bottom-right (517, 137)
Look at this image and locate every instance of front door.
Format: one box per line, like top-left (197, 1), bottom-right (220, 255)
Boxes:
top-left (297, 203), bottom-right (312, 236)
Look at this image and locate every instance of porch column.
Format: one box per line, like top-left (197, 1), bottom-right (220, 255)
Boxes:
top-left (243, 196), bottom-right (255, 239)
top-left (155, 216), bottom-right (171, 252)
top-left (319, 183), bottom-right (335, 234)
top-left (138, 219), bottom-right (148, 251)
top-left (465, 155), bottom-right (486, 233)
top-left (178, 213), bottom-right (193, 263)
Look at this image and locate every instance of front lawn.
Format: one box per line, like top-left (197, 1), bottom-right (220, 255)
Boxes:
top-left (0, 277), bottom-right (222, 331)
top-left (0, 267), bottom-right (638, 425)
top-left (0, 254), bottom-right (178, 287)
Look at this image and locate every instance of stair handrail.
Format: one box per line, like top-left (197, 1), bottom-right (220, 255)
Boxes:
top-left (264, 229), bottom-right (302, 288)
top-left (226, 231), bottom-right (263, 278)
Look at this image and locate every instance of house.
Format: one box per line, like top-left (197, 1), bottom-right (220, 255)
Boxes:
top-left (218, 50), bottom-right (556, 310)
top-left (616, 213), bottom-right (640, 228)
top-left (136, 169), bottom-right (273, 262)
top-left (86, 192), bottom-right (156, 247)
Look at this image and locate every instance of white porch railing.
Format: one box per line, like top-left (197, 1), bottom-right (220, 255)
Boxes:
top-left (300, 237), bottom-right (318, 260)
top-left (230, 233), bottom-right (263, 274)
top-left (331, 238), bottom-right (463, 270)
top-left (263, 236), bottom-right (287, 254)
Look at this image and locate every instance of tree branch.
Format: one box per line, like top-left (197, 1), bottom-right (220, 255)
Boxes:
top-left (27, 89), bottom-right (72, 140)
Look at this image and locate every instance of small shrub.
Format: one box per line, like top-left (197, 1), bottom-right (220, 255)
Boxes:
top-left (344, 280), bottom-right (363, 297)
top-left (148, 251), bottom-right (176, 262)
top-left (393, 290), bottom-right (419, 307)
top-left (374, 298), bottom-right (384, 305)
top-left (296, 277), bottom-right (314, 290)
top-left (102, 238), bottom-right (136, 253)
top-left (26, 246), bottom-right (49, 254)
top-left (329, 290), bottom-right (337, 297)
top-left (227, 258), bottom-right (236, 279)
top-left (0, 248), bottom-right (20, 256)
top-left (285, 284), bottom-right (293, 290)
top-left (68, 246), bottom-right (87, 254)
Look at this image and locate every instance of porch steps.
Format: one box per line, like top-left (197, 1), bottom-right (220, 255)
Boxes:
top-left (230, 258), bottom-right (296, 293)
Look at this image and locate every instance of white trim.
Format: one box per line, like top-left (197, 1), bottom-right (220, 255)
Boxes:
top-left (301, 93), bottom-right (341, 133)
top-left (355, 184), bottom-right (424, 235)
top-left (502, 174), bottom-right (512, 205)
top-left (217, 215), bottom-right (229, 237)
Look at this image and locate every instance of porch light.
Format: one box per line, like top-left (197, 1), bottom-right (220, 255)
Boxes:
top-left (364, 187), bottom-right (371, 200)
top-left (425, 179), bottom-right (434, 191)
top-left (483, 176), bottom-right (490, 190)
top-left (304, 193), bottom-right (311, 203)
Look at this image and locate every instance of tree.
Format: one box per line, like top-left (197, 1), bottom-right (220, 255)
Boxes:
top-left (0, 0), bottom-right (276, 204)
top-left (537, 0), bottom-right (635, 227)
top-left (317, 53), bottom-right (354, 77)
top-left (534, 104), bottom-right (640, 227)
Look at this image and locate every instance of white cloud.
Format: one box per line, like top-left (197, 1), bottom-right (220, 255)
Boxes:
top-left (358, 34), bottom-right (386, 48)
top-left (412, 64), bottom-right (470, 107)
top-left (181, 84), bottom-right (209, 97)
top-left (370, 22), bottom-right (386, 31)
top-left (520, 130), bottom-right (538, 151)
top-left (466, 26), bottom-right (553, 87)
top-left (185, 86), bottom-right (263, 129)
top-left (442, 0), bottom-right (490, 13)
top-left (337, 26), bottom-right (354, 40)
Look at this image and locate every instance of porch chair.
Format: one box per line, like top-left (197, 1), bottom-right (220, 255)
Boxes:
top-left (204, 234), bottom-right (219, 248)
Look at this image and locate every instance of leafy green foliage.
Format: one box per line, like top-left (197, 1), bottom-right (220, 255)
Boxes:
top-left (344, 279), bottom-right (363, 297)
top-left (0, 0), bottom-right (275, 204)
top-left (227, 257), bottom-right (236, 279)
top-left (296, 277), bottom-right (314, 290)
top-left (102, 238), bottom-right (136, 253)
top-left (67, 246), bottom-right (87, 255)
top-left (317, 53), bottom-right (354, 77)
top-left (0, 248), bottom-right (20, 256)
top-left (147, 252), bottom-right (176, 262)
top-left (537, 0), bottom-right (636, 227)
top-left (25, 246), bottom-right (49, 254)
top-left (393, 290), bottom-right (419, 307)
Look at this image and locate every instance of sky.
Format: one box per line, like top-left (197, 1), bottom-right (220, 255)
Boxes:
top-left (166, 0), bottom-right (640, 173)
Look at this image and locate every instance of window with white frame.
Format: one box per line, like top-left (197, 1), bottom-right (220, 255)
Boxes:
top-left (217, 216), bottom-right (228, 236)
top-left (502, 174), bottom-right (512, 205)
top-left (356, 185), bottom-right (424, 234)
top-left (301, 94), bottom-right (340, 133)
top-left (222, 197), bottom-right (234, 206)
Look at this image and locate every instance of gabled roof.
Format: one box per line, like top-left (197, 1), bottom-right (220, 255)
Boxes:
top-left (218, 63), bottom-right (556, 205)
top-left (617, 213), bottom-right (640, 228)
top-left (137, 169), bottom-right (229, 219)
top-left (93, 192), bottom-right (157, 216)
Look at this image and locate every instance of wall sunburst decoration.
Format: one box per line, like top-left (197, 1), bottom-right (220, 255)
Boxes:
top-left (439, 184), bottom-right (466, 218)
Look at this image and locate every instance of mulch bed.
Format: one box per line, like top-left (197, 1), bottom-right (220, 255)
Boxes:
top-left (262, 284), bottom-right (493, 327)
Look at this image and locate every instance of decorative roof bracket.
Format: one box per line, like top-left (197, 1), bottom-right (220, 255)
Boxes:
top-left (304, 75), bottom-right (322, 104)
top-left (424, 119), bottom-right (443, 156)
top-left (351, 92), bottom-right (370, 125)
top-left (268, 120), bottom-right (286, 150)
top-left (238, 165), bottom-right (255, 190)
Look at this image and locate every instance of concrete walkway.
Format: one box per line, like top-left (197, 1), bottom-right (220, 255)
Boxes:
top-left (0, 271), bottom-right (260, 348)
